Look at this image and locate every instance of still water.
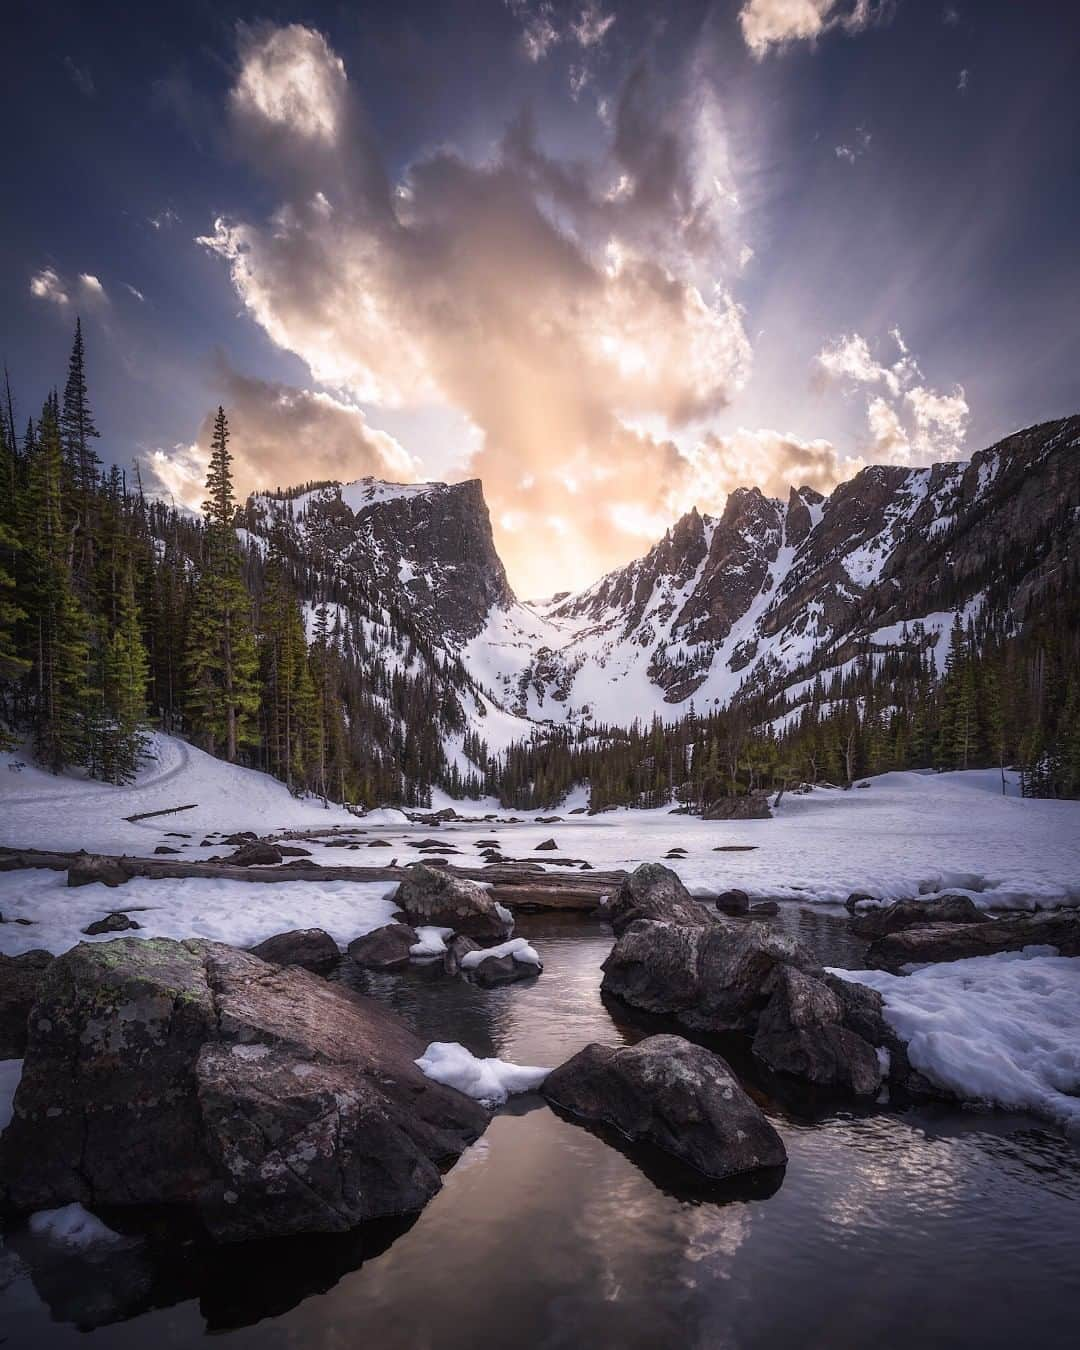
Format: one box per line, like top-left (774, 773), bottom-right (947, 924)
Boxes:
top-left (2, 909), bottom-right (1078, 1348)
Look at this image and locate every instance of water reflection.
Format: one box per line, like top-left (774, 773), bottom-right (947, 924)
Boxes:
top-left (2, 908), bottom-right (1079, 1348)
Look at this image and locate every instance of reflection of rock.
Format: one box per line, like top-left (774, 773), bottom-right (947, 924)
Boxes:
top-left (394, 866), bottom-right (513, 940)
top-left (544, 1035), bottom-right (787, 1180)
top-left (605, 863), bottom-right (718, 936)
top-left (248, 928), bottom-right (340, 974)
top-left (1, 937), bottom-right (487, 1241)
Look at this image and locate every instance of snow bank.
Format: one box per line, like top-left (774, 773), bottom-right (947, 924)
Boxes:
top-left (832, 950), bottom-right (1080, 1132)
top-left (460, 938), bottom-right (541, 970)
top-left (28, 1204), bottom-right (129, 1249)
top-left (0, 731), bottom-right (358, 855)
top-left (410, 926), bottom-right (454, 958)
top-left (361, 806), bottom-right (410, 826)
top-left (414, 1042), bottom-right (550, 1107)
top-left (0, 1058), bottom-right (22, 1132)
top-left (0, 870), bottom-right (399, 957)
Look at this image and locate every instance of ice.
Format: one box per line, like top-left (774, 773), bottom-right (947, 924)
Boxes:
top-left (0, 1058), bottom-right (22, 1132)
top-left (28, 1204), bottom-right (129, 1249)
top-left (832, 950), bottom-right (1080, 1132)
top-left (460, 938), bottom-right (541, 970)
top-left (410, 926), bottom-right (454, 958)
top-left (414, 1042), bottom-right (550, 1107)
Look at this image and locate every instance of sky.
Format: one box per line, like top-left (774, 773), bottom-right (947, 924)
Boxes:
top-left (3, 0), bottom-right (1079, 596)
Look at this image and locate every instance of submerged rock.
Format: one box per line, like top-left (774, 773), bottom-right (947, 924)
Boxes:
top-left (248, 928), bottom-right (340, 975)
top-left (0, 949), bottom-right (54, 1057)
top-left (851, 894), bottom-right (989, 939)
top-left (393, 865), bottom-right (512, 940)
top-left (867, 909), bottom-right (1080, 971)
top-left (347, 923), bottom-right (418, 970)
top-left (604, 863), bottom-right (719, 936)
top-left (544, 1035), bottom-right (787, 1181)
top-left (0, 937), bottom-right (487, 1242)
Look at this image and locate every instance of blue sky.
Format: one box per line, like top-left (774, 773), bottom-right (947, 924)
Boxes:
top-left (3, 1), bottom-right (1078, 592)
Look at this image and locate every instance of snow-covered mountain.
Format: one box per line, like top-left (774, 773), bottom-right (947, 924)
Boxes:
top-left (241, 415), bottom-right (1080, 743)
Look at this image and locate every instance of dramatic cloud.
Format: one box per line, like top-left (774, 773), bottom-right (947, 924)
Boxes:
top-left (739, 0), bottom-right (888, 58)
top-left (29, 267), bottom-right (69, 305)
top-left (79, 273), bottom-right (106, 300)
top-left (507, 2), bottom-right (616, 63)
top-left (146, 367), bottom-right (416, 509)
top-left (816, 329), bottom-right (970, 462)
top-left (199, 23), bottom-right (752, 592)
top-left (683, 426), bottom-right (857, 508)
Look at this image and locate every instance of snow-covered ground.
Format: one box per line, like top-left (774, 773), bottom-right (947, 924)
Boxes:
top-left (834, 950), bottom-right (1080, 1134)
top-left (0, 732), bottom-right (357, 855)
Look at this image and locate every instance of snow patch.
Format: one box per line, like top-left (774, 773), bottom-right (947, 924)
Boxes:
top-left (414, 1042), bottom-right (550, 1107)
top-left (460, 937), bottom-right (541, 970)
top-left (29, 1204), bottom-right (130, 1249)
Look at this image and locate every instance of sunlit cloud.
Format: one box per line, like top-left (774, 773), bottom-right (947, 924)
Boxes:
top-left (739, 0), bottom-right (890, 59)
top-left (29, 267), bottom-right (69, 305)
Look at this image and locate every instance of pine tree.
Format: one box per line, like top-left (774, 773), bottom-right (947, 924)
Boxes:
top-left (59, 317), bottom-right (101, 584)
top-left (100, 562), bottom-right (150, 782)
top-left (185, 409), bottom-right (259, 761)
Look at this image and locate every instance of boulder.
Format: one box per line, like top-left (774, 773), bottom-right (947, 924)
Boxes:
top-left (867, 909), bottom-right (1080, 971)
top-left (714, 889), bottom-right (750, 916)
top-left (0, 938), bottom-right (487, 1242)
top-left (226, 841), bottom-right (283, 867)
top-left (604, 863), bottom-right (719, 936)
top-left (601, 917), bottom-right (821, 1034)
top-left (393, 866), bottom-right (512, 940)
top-left (534, 838), bottom-right (559, 851)
top-left (0, 949), bottom-right (54, 1057)
top-left (751, 966), bottom-right (883, 1096)
top-left (66, 854), bottom-right (131, 889)
top-left (442, 934), bottom-right (480, 976)
top-left (248, 928), bottom-right (340, 975)
top-left (276, 845), bottom-right (312, 858)
top-left (153, 845), bottom-right (181, 855)
top-left (703, 793), bottom-right (772, 821)
top-left (83, 912), bottom-right (141, 935)
top-left (222, 832), bottom-right (258, 846)
top-left (347, 924), bottom-right (418, 971)
top-left (851, 894), bottom-right (989, 939)
top-left (463, 941), bottom-right (542, 987)
top-left (543, 1035), bottom-right (786, 1181)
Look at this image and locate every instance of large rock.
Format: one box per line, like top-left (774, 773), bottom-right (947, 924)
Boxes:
top-left (226, 841), bottom-right (283, 867)
top-left (248, 928), bottom-right (340, 975)
top-left (751, 966), bottom-right (883, 1096)
top-left (543, 1035), bottom-right (787, 1181)
top-left (604, 863), bottom-right (719, 936)
top-left (393, 865), bottom-right (512, 940)
top-left (703, 793), bottom-right (772, 821)
top-left (66, 854), bottom-right (131, 888)
top-left (83, 912), bottom-right (141, 935)
top-left (851, 894), bottom-right (989, 939)
top-left (0, 949), bottom-right (54, 1057)
top-left (0, 937), bottom-right (487, 1242)
top-left (867, 909), bottom-right (1080, 971)
top-left (347, 923), bottom-right (418, 970)
top-left (601, 917), bottom-right (820, 1034)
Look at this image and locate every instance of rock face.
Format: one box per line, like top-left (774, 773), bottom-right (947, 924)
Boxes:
top-left (752, 966), bottom-right (883, 1096)
top-left (851, 894), bottom-right (989, 939)
top-left (601, 918), bottom-right (819, 1033)
top-left (604, 863), bottom-right (718, 936)
top-left (867, 909), bottom-right (1080, 971)
top-left (248, 928), bottom-right (340, 975)
top-left (543, 1035), bottom-right (787, 1181)
top-left (67, 854), bottom-right (130, 888)
top-left (347, 923), bottom-right (418, 970)
top-left (0, 949), bottom-right (54, 1057)
top-left (393, 866), bottom-right (512, 940)
top-left (0, 938), bottom-right (487, 1241)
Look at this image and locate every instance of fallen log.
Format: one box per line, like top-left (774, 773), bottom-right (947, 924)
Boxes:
top-left (0, 845), bottom-right (625, 911)
top-left (122, 803), bottom-right (199, 823)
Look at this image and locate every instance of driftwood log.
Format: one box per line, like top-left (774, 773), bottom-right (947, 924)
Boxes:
top-left (0, 846), bottom-right (625, 913)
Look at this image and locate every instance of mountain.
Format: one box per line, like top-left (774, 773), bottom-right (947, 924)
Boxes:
top-left (239, 416), bottom-right (1080, 760)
